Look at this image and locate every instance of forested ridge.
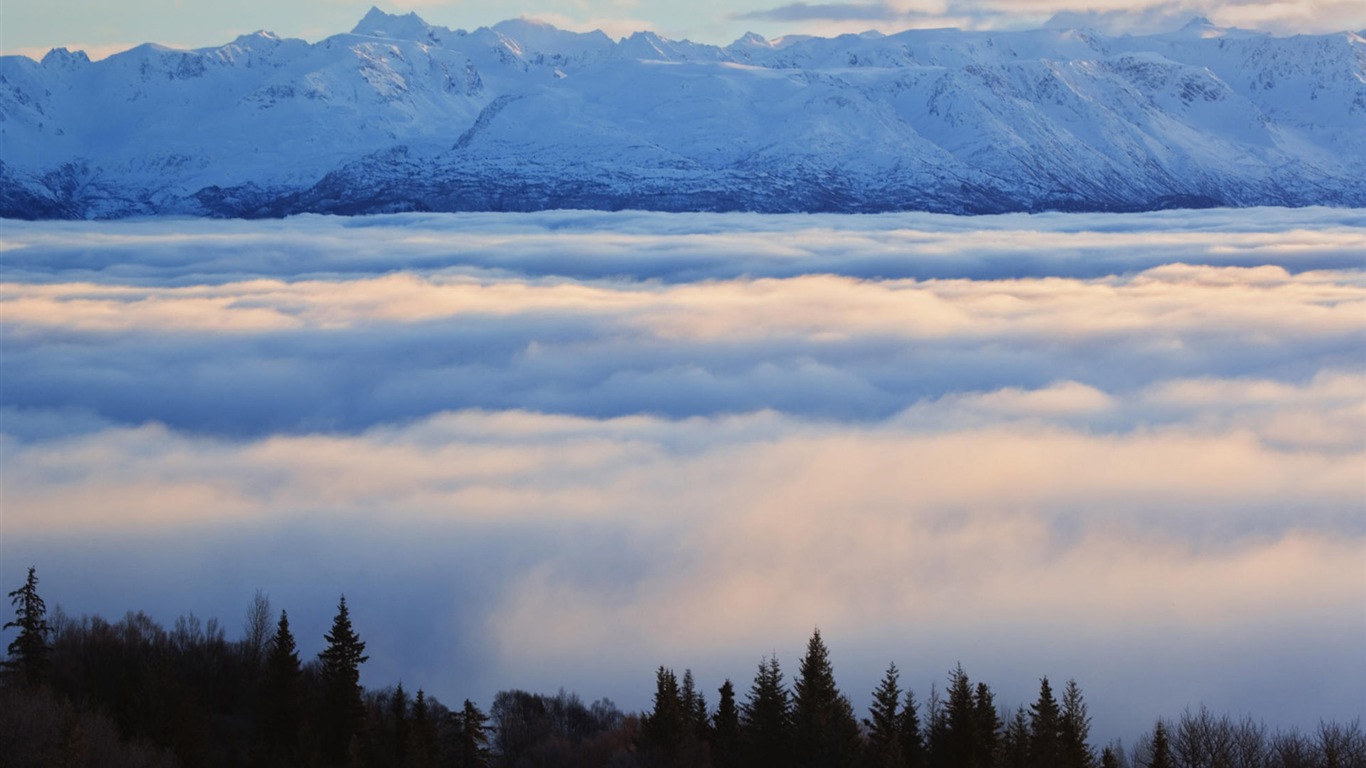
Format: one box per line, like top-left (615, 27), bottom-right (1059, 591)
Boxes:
top-left (3, 568), bottom-right (1362, 768)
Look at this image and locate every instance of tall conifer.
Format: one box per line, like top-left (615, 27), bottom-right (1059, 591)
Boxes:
top-left (411, 689), bottom-right (438, 768)
top-left (741, 656), bottom-right (792, 768)
top-left (1060, 679), bottom-right (1095, 768)
top-left (258, 610), bottom-right (303, 766)
top-left (318, 595), bottom-right (368, 766)
top-left (681, 668), bottom-right (710, 741)
top-left (867, 662), bottom-right (905, 768)
top-left (456, 699), bottom-right (492, 768)
top-left (1149, 720), bottom-right (1174, 768)
top-left (391, 682), bottom-right (411, 766)
top-left (972, 682), bottom-right (1001, 768)
top-left (900, 689), bottom-right (927, 768)
top-left (944, 665), bottom-right (975, 768)
top-left (642, 666), bottom-right (685, 761)
top-left (1001, 707), bottom-right (1030, 768)
top-left (3, 566), bottom-right (50, 689)
top-left (792, 629), bottom-right (861, 768)
top-left (1027, 678), bottom-right (1062, 768)
top-left (712, 679), bottom-right (742, 768)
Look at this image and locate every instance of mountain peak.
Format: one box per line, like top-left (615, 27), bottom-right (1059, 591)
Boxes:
top-left (490, 18), bottom-right (614, 57)
top-left (40, 47), bottom-right (91, 68)
top-left (351, 6), bottom-right (433, 40)
top-left (230, 30), bottom-right (281, 46)
top-left (494, 17), bottom-right (562, 33)
top-left (1169, 15), bottom-right (1233, 39)
top-left (731, 31), bottom-right (772, 48)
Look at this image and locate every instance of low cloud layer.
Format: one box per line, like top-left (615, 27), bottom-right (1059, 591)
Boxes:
top-left (731, 0), bottom-right (1366, 36)
top-left (3, 209), bottom-right (1362, 437)
top-left (2, 208), bottom-right (1363, 742)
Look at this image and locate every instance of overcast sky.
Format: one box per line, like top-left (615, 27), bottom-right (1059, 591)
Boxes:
top-left (3, 208), bottom-right (1364, 744)
top-left (4, 0), bottom-right (1365, 61)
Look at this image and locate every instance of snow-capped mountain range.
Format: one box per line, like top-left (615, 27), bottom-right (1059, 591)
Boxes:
top-left (3, 8), bottom-right (1364, 218)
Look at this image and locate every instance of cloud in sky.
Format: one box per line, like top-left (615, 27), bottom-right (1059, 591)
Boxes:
top-left (4, 0), bottom-right (1364, 62)
top-left (3, 385), bottom-right (1363, 737)
top-left (729, 0), bottom-right (1366, 35)
top-left (2, 211), bottom-right (1362, 437)
top-left (733, 3), bottom-right (911, 23)
top-left (2, 208), bottom-right (1364, 743)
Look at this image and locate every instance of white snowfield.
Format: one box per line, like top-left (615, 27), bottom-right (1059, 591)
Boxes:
top-left (1, 8), bottom-right (1363, 218)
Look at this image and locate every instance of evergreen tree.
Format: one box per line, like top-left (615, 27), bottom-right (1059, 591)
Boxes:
top-left (258, 610), bottom-right (303, 767)
top-left (712, 679), bottom-right (742, 768)
top-left (867, 662), bottom-right (905, 768)
top-left (1100, 746), bottom-right (1120, 768)
top-left (642, 666), bottom-right (686, 763)
top-left (680, 668), bottom-right (711, 766)
top-left (1148, 720), bottom-right (1173, 768)
top-left (1000, 707), bottom-right (1029, 768)
top-left (391, 682), bottom-right (411, 767)
top-left (899, 689), bottom-right (927, 768)
top-left (944, 665), bottom-right (975, 768)
top-left (793, 628), bottom-right (861, 768)
top-left (971, 682), bottom-right (1001, 768)
top-left (741, 655), bottom-right (792, 768)
top-left (317, 595), bottom-right (369, 767)
top-left (3, 566), bottom-right (51, 689)
top-left (411, 689), bottom-right (438, 768)
top-left (1060, 679), bottom-right (1095, 768)
top-left (1026, 678), bottom-right (1062, 768)
top-left (681, 668), bottom-right (710, 741)
top-left (926, 685), bottom-right (951, 768)
top-left (455, 699), bottom-right (491, 768)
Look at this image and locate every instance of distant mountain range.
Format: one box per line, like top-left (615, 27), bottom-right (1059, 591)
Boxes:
top-left (2, 8), bottom-right (1364, 218)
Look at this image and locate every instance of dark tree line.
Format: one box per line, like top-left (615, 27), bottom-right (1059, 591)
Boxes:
top-left (0, 569), bottom-right (492, 768)
top-left (4, 568), bottom-right (1364, 768)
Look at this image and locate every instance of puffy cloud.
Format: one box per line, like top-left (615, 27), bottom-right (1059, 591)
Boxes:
top-left (4, 382), bottom-right (1363, 734)
top-left (728, 0), bottom-right (1366, 34)
top-left (5, 208), bottom-right (1365, 285)
top-left (6, 371), bottom-right (1361, 535)
top-left (5, 264), bottom-right (1361, 340)
top-left (2, 208), bottom-right (1363, 741)
top-left (2, 259), bottom-right (1360, 436)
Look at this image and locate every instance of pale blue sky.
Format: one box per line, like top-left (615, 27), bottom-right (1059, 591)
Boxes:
top-left (4, 0), bottom-right (1364, 60)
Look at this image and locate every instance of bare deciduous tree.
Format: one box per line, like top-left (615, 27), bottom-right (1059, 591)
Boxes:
top-left (241, 588), bottom-right (272, 664)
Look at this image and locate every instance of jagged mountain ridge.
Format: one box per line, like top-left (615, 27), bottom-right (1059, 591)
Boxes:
top-left (2, 8), bottom-right (1364, 218)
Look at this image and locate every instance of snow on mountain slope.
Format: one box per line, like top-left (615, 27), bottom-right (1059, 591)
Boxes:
top-left (1, 7), bottom-right (1363, 218)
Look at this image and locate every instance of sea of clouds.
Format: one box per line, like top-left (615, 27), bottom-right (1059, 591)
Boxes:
top-left (2, 207), bottom-right (1363, 742)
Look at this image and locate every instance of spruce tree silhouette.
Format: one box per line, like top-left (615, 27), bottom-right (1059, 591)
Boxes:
top-left (792, 629), bottom-right (860, 768)
top-left (1001, 707), bottom-right (1030, 768)
top-left (259, 610), bottom-right (303, 766)
top-left (1060, 679), bottom-right (1096, 768)
top-left (1149, 720), bottom-right (1175, 768)
top-left (972, 681), bottom-right (1002, 768)
top-left (741, 655), bottom-right (792, 768)
top-left (944, 665), bottom-right (976, 768)
top-left (711, 679), bottom-right (742, 768)
top-left (680, 669), bottom-right (709, 743)
top-left (1028, 677), bottom-right (1062, 768)
top-left (456, 698), bottom-right (492, 768)
top-left (899, 688), bottom-right (927, 768)
top-left (866, 662), bottom-right (904, 768)
top-left (642, 666), bottom-right (684, 763)
top-left (3, 566), bottom-right (51, 689)
top-left (410, 689), bottom-right (438, 768)
top-left (317, 595), bottom-right (368, 766)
